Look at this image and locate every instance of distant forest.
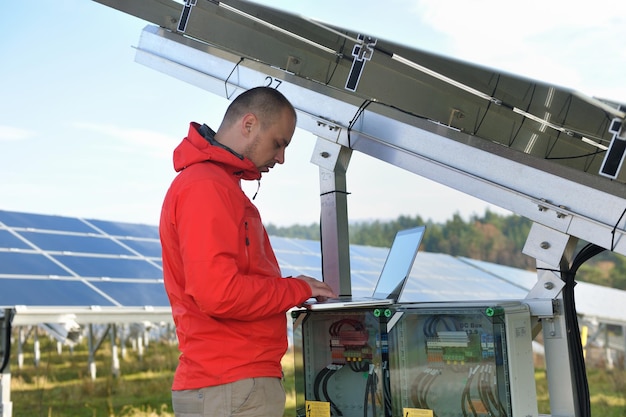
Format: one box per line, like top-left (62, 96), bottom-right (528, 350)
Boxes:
top-left (266, 210), bottom-right (626, 291)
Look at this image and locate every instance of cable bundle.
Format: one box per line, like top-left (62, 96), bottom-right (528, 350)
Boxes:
top-left (461, 364), bottom-right (506, 417)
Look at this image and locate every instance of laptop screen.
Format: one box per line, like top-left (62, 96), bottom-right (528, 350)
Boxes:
top-left (371, 226), bottom-right (425, 300)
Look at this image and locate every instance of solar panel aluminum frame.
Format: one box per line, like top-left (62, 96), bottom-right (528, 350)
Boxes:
top-left (132, 23), bottom-right (626, 258)
top-left (10, 306), bottom-right (173, 327)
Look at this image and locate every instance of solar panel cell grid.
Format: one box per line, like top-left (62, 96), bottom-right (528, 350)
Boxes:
top-left (18, 231), bottom-right (135, 255)
top-left (0, 278), bottom-right (117, 306)
top-left (86, 219), bottom-right (160, 239)
top-left (118, 238), bottom-right (162, 258)
top-left (0, 229), bottom-right (30, 249)
top-left (0, 210), bottom-right (95, 233)
top-left (0, 252), bottom-right (70, 276)
top-left (52, 255), bottom-right (162, 280)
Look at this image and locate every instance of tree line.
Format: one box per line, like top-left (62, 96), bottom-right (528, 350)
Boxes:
top-left (266, 210), bottom-right (626, 291)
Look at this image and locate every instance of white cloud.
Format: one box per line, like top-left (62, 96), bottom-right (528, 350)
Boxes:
top-left (0, 125), bottom-right (35, 141)
top-left (411, 0), bottom-right (626, 101)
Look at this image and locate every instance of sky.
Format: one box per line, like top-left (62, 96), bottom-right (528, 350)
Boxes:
top-left (1, 0), bottom-right (625, 227)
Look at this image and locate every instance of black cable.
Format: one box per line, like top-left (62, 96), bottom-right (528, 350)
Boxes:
top-left (324, 37), bottom-right (346, 85)
top-left (611, 207), bottom-right (626, 251)
top-left (563, 242), bottom-right (605, 417)
top-left (363, 372), bottom-right (371, 417)
top-left (224, 57), bottom-right (244, 99)
top-left (363, 369), bottom-right (378, 417)
top-left (347, 99), bottom-right (373, 149)
top-left (382, 361), bottom-right (392, 417)
top-left (544, 149), bottom-right (605, 161)
top-left (370, 372), bottom-right (377, 417)
top-left (0, 309), bottom-right (13, 373)
top-left (321, 367), bottom-right (343, 416)
top-left (313, 366), bottom-right (330, 401)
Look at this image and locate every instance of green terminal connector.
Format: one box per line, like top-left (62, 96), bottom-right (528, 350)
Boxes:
top-left (485, 306), bottom-right (504, 317)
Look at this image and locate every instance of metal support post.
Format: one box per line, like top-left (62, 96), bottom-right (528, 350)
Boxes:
top-left (16, 328), bottom-right (23, 369)
top-left (33, 330), bottom-right (39, 367)
top-left (524, 223), bottom-right (580, 417)
top-left (121, 324), bottom-right (127, 360)
top-left (111, 325), bottom-right (120, 378)
top-left (311, 138), bottom-right (353, 295)
top-left (88, 324), bottom-right (97, 380)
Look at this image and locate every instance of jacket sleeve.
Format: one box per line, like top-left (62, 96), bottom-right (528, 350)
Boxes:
top-left (173, 177), bottom-right (312, 320)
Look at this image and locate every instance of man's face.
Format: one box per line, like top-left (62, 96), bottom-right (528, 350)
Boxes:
top-left (243, 108), bottom-right (296, 174)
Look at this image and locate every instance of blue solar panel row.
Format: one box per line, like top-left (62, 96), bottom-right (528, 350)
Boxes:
top-left (0, 209), bottom-right (537, 311)
top-left (3, 209), bottom-right (626, 328)
top-left (0, 210), bottom-right (167, 308)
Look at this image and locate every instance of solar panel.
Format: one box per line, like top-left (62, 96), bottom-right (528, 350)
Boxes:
top-left (401, 253), bottom-right (530, 302)
top-left (87, 218), bottom-right (160, 239)
top-left (18, 231), bottom-right (135, 255)
top-left (0, 209), bottom-right (164, 308)
top-left (52, 256), bottom-right (161, 280)
top-left (116, 0), bottom-right (626, 258)
top-left (0, 278), bottom-right (117, 307)
top-left (89, 281), bottom-right (169, 306)
top-left (3, 209), bottom-right (626, 326)
top-left (118, 238), bottom-right (163, 258)
top-left (0, 230), bottom-right (30, 249)
top-left (0, 210), bottom-right (95, 233)
top-left (0, 252), bottom-right (69, 276)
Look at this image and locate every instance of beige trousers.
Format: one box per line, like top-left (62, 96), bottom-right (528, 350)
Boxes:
top-left (172, 377), bottom-right (286, 417)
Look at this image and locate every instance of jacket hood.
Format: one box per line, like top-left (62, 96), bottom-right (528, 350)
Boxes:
top-left (172, 122), bottom-right (261, 181)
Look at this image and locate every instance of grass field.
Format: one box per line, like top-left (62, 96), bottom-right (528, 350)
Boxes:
top-left (6, 332), bottom-right (626, 416)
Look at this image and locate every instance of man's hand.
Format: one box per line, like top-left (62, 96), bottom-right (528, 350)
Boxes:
top-left (294, 275), bottom-right (337, 301)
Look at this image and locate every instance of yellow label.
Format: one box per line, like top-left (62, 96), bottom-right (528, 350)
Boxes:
top-left (402, 408), bottom-right (434, 417)
top-left (304, 400), bottom-right (331, 417)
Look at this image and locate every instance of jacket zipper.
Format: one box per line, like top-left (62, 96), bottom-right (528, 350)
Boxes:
top-left (244, 221), bottom-right (250, 270)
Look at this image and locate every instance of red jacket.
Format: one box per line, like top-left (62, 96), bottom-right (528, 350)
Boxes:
top-left (159, 122), bottom-right (312, 390)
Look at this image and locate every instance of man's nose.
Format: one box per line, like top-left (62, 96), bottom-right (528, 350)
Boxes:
top-left (275, 148), bottom-right (285, 164)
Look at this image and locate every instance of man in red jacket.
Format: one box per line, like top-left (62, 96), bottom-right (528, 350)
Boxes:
top-left (159, 86), bottom-right (336, 417)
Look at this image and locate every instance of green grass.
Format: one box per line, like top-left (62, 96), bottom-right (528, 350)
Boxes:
top-left (532, 367), bottom-right (626, 416)
top-left (9, 336), bottom-right (176, 417)
top-left (7, 334), bottom-right (626, 416)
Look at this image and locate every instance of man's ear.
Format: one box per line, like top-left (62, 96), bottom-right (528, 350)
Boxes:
top-left (241, 113), bottom-right (258, 136)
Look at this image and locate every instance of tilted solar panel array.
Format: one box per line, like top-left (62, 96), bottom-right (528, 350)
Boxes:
top-left (0, 210), bottom-right (166, 308)
top-left (0, 209), bottom-right (534, 311)
top-left (4, 209), bottom-right (626, 324)
top-left (0, 209), bottom-right (392, 309)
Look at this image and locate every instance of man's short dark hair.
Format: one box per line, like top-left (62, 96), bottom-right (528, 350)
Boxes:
top-left (222, 87), bottom-right (296, 128)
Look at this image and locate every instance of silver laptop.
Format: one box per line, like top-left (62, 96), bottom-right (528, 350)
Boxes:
top-left (304, 225), bottom-right (425, 310)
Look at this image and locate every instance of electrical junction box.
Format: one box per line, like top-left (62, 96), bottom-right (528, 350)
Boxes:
top-left (292, 301), bottom-right (538, 417)
top-left (291, 307), bottom-right (394, 417)
top-left (387, 301), bottom-right (538, 417)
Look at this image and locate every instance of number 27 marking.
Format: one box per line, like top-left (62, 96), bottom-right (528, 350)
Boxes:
top-left (264, 76), bottom-right (282, 89)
